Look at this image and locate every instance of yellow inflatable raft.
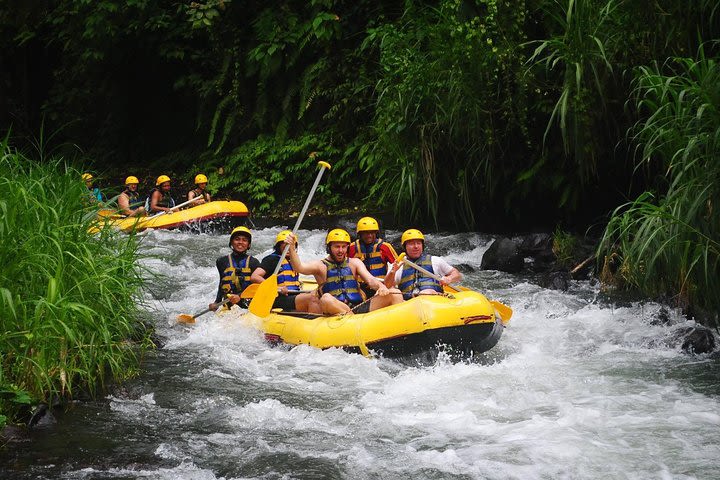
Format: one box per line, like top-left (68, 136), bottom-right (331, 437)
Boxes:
top-left (228, 289), bottom-right (510, 359)
top-left (95, 200), bottom-right (249, 233)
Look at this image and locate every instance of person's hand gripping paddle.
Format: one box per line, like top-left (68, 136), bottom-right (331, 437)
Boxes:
top-left (397, 253), bottom-right (513, 323)
top-left (248, 160), bottom-right (331, 317)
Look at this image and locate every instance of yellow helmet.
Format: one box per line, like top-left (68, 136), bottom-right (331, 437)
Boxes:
top-left (229, 226), bottom-right (252, 246)
top-left (275, 229), bottom-right (297, 244)
top-left (401, 228), bottom-right (425, 245)
top-left (125, 176), bottom-right (139, 185)
top-left (325, 228), bottom-right (351, 245)
top-left (194, 173), bottom-right (208, 184)
top-left (356, 216), bottom-right (380, 233)
top-left (156, 175), bottom-right (171, 186)
top-left (82, 173), bottom-right (93, 181)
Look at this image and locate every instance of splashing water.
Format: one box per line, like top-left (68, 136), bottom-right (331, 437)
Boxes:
top-left (2, 227), bottom-right (719, 479)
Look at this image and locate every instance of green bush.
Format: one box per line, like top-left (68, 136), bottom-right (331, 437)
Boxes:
top-left (600, 49), bottom-right (720, 319)
top-left (0, 140), bottom-right (151, 426)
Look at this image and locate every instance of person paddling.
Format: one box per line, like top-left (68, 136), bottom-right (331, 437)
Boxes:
top-left (209, 226), bottom-right (260, 311)
top-left (385, 229), bottom-right (462, 299)
top-left (188, 174), bottom-right (211, 206)
top-left (117, 176), bottom-right (146, 217)
top-left (284, 229), bottom-right (402, 315)
top-left (348, 216), bottom-right (398, 298)
top-left (146, 175), bottom-right (176, 214)
top-left (250, 230), bottom-right (322, 313)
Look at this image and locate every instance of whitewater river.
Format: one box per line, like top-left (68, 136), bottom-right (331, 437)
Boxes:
top-left (3, 227), bottom-right (720, 479)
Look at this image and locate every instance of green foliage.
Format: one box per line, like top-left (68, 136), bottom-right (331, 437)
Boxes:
top-left (208, 133), bottom-right (344, 214)
top-left (552, 227), bottom-right (579, 268)
top-left (2, 0), bottom-right (719, 234)
top-left (526, 0), bottom-right (618, 183)
top-left (359, 0), bottom-right (530, 228)
top-left (600, 49), bottom-right (720, 318)
top-left (0, 140), bottom-right (151, 424)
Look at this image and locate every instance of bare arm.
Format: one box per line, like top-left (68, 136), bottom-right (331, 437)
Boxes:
top-left (285, 235), bottom-right (326, 278)
top-left (384, 259), bottom-right (401, 288)
top-left (188, 190), bottom-right (206, 204)
top-left (440, 267), bottom-right (462, 286)
top-left (250, 267), bottom-right (267, 284)
top-left (351, 258), bottom-right (389, 294)
top-left (117, 193), bottom-right (131, 216)
top-left (150, 191), bottom-right (172, 212)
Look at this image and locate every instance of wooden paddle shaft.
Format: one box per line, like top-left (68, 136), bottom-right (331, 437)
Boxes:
top-left (148, 196), bottom-right (201, 219)
top-left (401, 255), bottom-right (459, 291)
top-left (272, 162), bottom-right (330, 277)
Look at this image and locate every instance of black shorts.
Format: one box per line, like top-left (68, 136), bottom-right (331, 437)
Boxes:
top-left (352, 301), bottom-right (371, 314)
top-left (272, 293), bottom-right (297, 311)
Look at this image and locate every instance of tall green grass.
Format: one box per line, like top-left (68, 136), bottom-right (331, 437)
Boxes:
top-left (600, 48), bottom-right (720, 320)
top-left (0, 140), bottom-right (151, 426)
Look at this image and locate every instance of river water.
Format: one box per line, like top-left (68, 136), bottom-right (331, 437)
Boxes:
top-left (3, 227), bottom-right (720, 479)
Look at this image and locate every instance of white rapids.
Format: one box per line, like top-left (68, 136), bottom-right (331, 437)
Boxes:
top-left (13, 226), bottom-right (719, 480)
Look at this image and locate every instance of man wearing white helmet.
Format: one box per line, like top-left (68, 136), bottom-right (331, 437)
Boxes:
top-left (117, 176), bottom-right (146, 217)
top-left (209, 226), bottom-right (260, 311)
top-left (250, 230), bottom-right (321, 313)
top-left (386, 229), bottom-right (462, 299)
top-left (284, 229), bottom-right (402, 315)
top-left (188, 173), bottom-right (211, 205)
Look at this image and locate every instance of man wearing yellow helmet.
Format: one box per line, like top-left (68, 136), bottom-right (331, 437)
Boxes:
top-left (348, 216), bottom-right (398, 297)
top-left (385, 228), bottom-right (462, 299)
top-left (188, 173), bottom-right (211, 206)
top-left (82, 173), bottom-right (105, 203)
top-left (249, 230), bottom-right (322, 313)
top-left (209, 226), bottom-right (260, 311)
top-left (117, 176), bottom-right (145, 217)
top-left (283, 229), bottom-right (402, 315)
top-left (145, 175), bottom-right (176, 213)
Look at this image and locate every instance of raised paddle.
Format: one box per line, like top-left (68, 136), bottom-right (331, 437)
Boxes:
top-left (248, 160), bottom-right (331, 317)
top-left (396, 253), bottom-right (514, 323)
top-left (176, 297), bottom-right (231, 324)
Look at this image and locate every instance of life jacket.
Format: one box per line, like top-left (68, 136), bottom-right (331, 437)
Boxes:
top-left (87, 187), bottom-right (103, 202)
top-left (352, 239), bottom-right (388, 277)
top-left (398, 253), bottom-right (443, 300)
top-left (270, 253), bottom-right (301, 291)
top-left (221, 253), bottom-right (253, 295)
top-left (321, 258), bottom-right (362, 305)
top-left (189, 188), bottom-right (210, 203)
top-left (122, 189), bottom-right (144, 210)
top-left (145, 188), bottom-right (176, 211)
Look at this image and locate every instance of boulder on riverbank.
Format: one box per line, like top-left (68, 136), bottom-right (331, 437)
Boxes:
top-left (480, 237), bottom-right (523, 273)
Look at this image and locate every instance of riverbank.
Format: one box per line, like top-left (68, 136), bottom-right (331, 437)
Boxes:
top-left (0, 147), bottom-right (152, 431)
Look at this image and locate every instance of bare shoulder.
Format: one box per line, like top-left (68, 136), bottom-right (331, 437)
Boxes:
top-left (348, 257), bottom-right (365, 270)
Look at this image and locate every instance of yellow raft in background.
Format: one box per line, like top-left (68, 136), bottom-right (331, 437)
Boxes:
top-left (95, 200), bottom-right (249, 233)
top-left (222, 288), bottom-right (510, 360)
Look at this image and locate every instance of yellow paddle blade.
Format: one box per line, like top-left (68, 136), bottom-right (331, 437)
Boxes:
top-left (240, 283), bottom-right (260, 299)
top-left (491, 300), bottom-right (513, 325)
top-left (176, 314), bottom-right (196, 324)
top-left (248, 274), bottom-right (278, 317)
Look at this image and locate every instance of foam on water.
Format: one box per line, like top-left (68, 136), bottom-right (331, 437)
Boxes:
top-left (4, 228), bottom-right (717, 480)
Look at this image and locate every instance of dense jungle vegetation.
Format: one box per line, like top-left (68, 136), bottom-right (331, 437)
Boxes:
top-left (0, 0), bottom-right (718, 424)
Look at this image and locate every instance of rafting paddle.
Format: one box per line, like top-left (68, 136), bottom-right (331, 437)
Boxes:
top-left (397, 253), bottom-right (513, 323)
top-left (176, 297), bottom-right (232, 324)
top-left (248, 160), bottom-right (331, 317)
top-left (147, 196), bottom-right (203, 220)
